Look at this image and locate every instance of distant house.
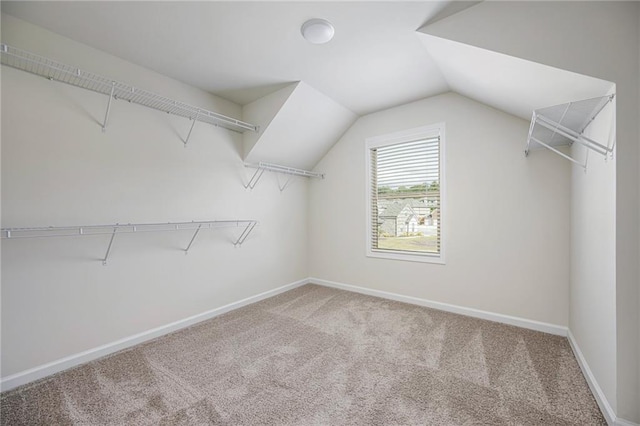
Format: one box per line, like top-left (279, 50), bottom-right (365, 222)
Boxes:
top-left (408, 198), bottom-right (439, 226)
top-left (407, 199), bottom-right (429, 218)
top-left (378, 201), bottom-right (417, 236)
top-left (429, 206), bottom-right (440, 226)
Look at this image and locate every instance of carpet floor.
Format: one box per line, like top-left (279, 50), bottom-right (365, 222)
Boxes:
top-left (1, 284), bottom-right (605, 425)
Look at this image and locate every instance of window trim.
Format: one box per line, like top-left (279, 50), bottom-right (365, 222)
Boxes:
top-left (365, 123), bottom-right (446, 264)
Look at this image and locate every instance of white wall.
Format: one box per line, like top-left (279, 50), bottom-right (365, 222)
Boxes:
top-left (309, 92), bottom-right (571, 326)
top-left (570, 99), bottom-right (617, 415)
top-left (422, 3), bottom-right (639, 421)
top-left (0, 14), bottom-right (308, 378)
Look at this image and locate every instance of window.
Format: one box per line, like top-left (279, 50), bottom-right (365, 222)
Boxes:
top-left (366, 124), bottom-right (445, 263)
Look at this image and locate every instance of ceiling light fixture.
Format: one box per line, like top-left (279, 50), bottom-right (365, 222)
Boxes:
top-left (301, 18), bottom-right (335, 44)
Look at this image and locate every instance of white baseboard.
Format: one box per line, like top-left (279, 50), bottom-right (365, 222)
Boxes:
top-left (311, 278), bottom-right (640, 425)
top-left (567, 329), bottom-right (616, 425)
top-left (4, 276), bottom-right (636, 426)
top-left (567, 330), bottom-right (638, 426)
top-left (0, 278), bottom-right (309, 392)
top-left (310, 277), bottom-right (567, 336)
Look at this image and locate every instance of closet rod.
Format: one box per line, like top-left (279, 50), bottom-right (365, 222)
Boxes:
top-left (0, 44), bottom-right (259, 134)
top-left (534, 114), bottom-right (610, 156)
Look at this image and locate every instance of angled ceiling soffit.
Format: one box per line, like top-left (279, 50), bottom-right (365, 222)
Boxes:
top-left (416, 33), bottom-right (613, 121)
top-left (242, 81), bottom-right (357, 171)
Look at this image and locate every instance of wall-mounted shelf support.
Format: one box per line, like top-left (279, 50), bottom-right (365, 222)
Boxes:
top-left (525, 94), bottom-right (615, 170)
top-left (234, 221), bottom-right (257, 246)
top-left (1, 220), bottom-right (258, 265)
top-left (184, 110), bottom-right (200, 147)
top-left (244, 166), bottom-right (267, 190)
top-left (244, 162), bottom-right (324, 191)
top-left (528, 135), bottom-right (584, 167)
top-left (102, 82), bottom-right (116, 133)
top-left (277, 175), bottom-right (294, 192)
top-left (0, 44), bottom-right (259, 137)
top-left (103, 227), bottom-right (118, 265)
top-left (184, 224), bottom-right (202, 254)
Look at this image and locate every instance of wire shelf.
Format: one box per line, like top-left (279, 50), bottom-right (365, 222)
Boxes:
top-left (1, 220), bottom-right (259, 265)
top-left (244, 161), bottom-right (325, 191)
top-left (525, 94), bottom-right (615, 169)
top-left (0, 44), bottom-right (258, 134)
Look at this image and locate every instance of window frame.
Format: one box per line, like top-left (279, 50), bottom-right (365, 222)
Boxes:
top-left (365, 123), bottom-right (446, 264)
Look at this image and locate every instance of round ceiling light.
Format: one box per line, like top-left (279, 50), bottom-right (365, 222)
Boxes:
top-left (301, 18), bottom-right (335, 44)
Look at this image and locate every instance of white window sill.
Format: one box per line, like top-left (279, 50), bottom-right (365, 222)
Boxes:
top-left (367, 249), bottom-right (445, 264)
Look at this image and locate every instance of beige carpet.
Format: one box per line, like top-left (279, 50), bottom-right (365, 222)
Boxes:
top-left (1, 284), bottom-right (605, 425)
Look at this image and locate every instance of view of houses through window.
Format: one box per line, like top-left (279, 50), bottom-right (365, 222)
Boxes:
top-left (371, 136), bottom-right (440, 255)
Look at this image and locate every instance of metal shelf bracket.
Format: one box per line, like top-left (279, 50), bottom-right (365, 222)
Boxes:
top-left (102, 82), bottom-right (116, 133)
top-left (184, 224), bottom-right (202, 254)
top-left (234, 221), bottom-right (258, 246)
top-left (184, 110), bottom-right (200, 147)
top-left (244, 166), bottom-right (267, 190)
top-left (102, 226), bottom-right (118, 265)
top-left (277, 175), bottom-right (294, 193)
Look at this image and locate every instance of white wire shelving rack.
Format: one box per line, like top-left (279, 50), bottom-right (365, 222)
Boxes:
top-left (0, 44), bottom-right (259, 141)
top-left (1, 220), bottom-right (258, 265)
top-left (525, 94), bottom-right (615, 170)
top-left (244, 162), bottom-right (325, 191)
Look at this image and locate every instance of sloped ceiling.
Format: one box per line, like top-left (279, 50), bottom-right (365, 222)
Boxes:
top-left (417, 1), bottom-right (634, 84)
top-left (416, 34), bottom-right (614, 122)
top-left (0, 1), bottom-right (454, 115)
top-left (0, 1), bottom-right (617, 171)
top-left (243, 82), bottom-right (357, 171)
top-left (242, 84), bottom-right (298, 159)
top-left (425, 1), bottom-right (482, 26)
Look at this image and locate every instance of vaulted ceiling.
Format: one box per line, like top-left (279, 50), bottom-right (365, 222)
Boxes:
top-left (1, 1), bottom-right (463, 116)
top-left (1, 1), bottom-right (614, 170)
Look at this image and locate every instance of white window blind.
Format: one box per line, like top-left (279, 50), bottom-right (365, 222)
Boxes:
top-left (369, 135), bottom-right (441, 258)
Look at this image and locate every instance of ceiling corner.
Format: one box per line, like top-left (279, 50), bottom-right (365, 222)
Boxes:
top-left (418, 1), bottom-right (483, 35)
